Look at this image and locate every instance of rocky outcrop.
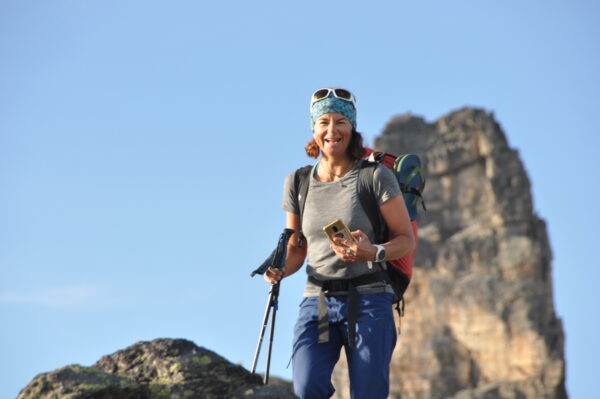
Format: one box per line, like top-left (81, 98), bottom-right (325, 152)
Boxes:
top-left (332, 108), bottom-right (567, 399)
top-left (17, 338), bottom-right (295, 399)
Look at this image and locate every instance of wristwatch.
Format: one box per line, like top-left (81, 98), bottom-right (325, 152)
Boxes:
top-left (374, 244), bottom-right (386, 262)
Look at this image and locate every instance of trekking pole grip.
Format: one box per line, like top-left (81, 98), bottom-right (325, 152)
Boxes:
top-left (271, 228), bottom-right (295, 270)
top-left (250, 228), bottom-right (295, 277)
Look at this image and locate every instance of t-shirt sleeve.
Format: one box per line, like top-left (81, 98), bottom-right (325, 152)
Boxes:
top-left (373, 163), bottom-right (402, 206)
top-left (282, 171), bottom-right (300, 214)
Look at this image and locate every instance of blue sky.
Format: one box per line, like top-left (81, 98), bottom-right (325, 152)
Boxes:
top-left (1, 1), bottom-right (598, 398)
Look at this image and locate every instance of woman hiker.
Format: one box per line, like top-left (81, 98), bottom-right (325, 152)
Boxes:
top-left (264, 88), bottom-right (414, 399)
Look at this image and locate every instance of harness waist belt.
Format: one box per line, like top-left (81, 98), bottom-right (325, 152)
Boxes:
top-left (308, 271), bottom-right (387, 348)
top-left (308, 272), bottom-right (385, 292)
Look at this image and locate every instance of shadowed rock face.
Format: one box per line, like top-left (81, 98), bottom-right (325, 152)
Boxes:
top-left (332, 108), bottom-right (567, 399)
top-left (17, 339), bottom-right (296, 399)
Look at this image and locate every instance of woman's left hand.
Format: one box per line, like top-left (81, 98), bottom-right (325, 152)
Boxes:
top-left (331, 229), bottom-right (377, 263)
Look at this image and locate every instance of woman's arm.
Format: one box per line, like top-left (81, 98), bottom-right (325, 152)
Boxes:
top-left (331, 195), bottom-right (415, 263)
top-left (377, 195), bottom-right (415, 260)
top-left (263, 212), bottom-right (307, 284)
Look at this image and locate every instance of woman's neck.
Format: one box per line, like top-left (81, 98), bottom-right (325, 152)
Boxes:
top-left (317, 156), bottom-right (356, 182)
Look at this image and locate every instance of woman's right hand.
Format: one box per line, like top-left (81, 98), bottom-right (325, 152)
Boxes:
top-left (263, 266), bottom-right (285, 285)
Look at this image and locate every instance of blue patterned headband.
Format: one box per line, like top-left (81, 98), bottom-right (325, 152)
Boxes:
top-left (310, 92), bottom-right (357, 129)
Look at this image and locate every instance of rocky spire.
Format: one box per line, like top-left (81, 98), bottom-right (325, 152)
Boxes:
top-left (332, 107), bottom-right (567, 399)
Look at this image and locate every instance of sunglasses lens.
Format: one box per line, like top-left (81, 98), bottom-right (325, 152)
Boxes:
top-left (333, 89), bottom-right (352, 101)
top-left (312, 89), bottom-right (330, 102)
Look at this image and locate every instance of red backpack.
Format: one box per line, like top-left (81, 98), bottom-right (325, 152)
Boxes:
top-left (362, 148), bottom-right (426, 285)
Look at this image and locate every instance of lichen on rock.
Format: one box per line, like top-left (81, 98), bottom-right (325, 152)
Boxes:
top-left (17, 339), bottom-right (296, 399)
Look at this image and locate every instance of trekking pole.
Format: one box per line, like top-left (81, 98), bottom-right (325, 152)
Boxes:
top-left (249, 228), bottom-right (294, 384)
top-left (251, 280), bottom-right (280, 384)
top-left (251, 281), bottom-right (277, 375)
top-left (263, 281), bottom-right (280, 384)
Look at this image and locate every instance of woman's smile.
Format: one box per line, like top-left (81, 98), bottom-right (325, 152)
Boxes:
top-left (324, 137), bottom-right (343, 144)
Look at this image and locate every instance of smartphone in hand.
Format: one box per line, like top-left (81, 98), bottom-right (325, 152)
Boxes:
top-left (323, 219), bottom-right (356, 244)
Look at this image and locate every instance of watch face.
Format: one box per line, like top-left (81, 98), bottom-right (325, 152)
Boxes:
top-left (377, 246), bottom-right (386, 262)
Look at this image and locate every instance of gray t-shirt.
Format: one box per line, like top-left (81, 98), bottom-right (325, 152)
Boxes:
top-left (282, 160), bottom-right (402, 296)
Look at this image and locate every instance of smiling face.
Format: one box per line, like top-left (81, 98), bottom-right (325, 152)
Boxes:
top-left (312, 112), bottom-right (353, 160)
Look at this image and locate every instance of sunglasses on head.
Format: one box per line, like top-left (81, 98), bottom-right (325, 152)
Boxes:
top-left (311, 88), bottom-right (356, 108)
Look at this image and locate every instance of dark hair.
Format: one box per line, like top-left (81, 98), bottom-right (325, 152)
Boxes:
top-left (304, 129), bottom-right (366, 160)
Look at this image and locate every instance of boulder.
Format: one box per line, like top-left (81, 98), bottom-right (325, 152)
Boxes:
top-left (17, 338), bottom-right (296, 399)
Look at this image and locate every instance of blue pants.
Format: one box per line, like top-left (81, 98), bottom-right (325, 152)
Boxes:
top-left (292, 293), bottom-right (397, 399)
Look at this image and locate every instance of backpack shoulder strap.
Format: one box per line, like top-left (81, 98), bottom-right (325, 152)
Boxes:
top-left (357, 161), bottom-right (386, 244)
top-left (293, 165), bottom-right (312, 218)
top-left (358, 160), bottom-right (406, 307)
